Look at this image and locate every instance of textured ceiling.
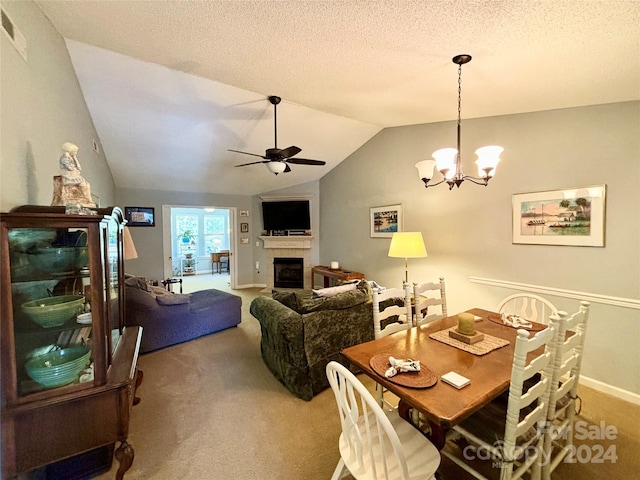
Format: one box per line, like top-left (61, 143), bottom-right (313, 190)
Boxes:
top-left (35, 0), bottom-right (640, 195)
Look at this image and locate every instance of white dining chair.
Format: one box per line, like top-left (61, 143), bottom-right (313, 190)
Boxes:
top-left (412, 277), bottom-right (447, 327)
top-left (326, 361), bottom-right (441, 480)
top-left (441, 320), bottom-right (558, 480)
top-left (542, 301), bottom-right (590, 480)
top-left (372, 284), bottom-right (412, 409)
top-left (497, 293), bottom-right (558, 325)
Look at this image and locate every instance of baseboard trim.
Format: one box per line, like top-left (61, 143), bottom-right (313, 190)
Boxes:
top-left (580, 375), bottom-right (640, 405)
top-left (469, 276), bottom-right (640, 310)
top-left (235, 283), bottom-right (267, 289)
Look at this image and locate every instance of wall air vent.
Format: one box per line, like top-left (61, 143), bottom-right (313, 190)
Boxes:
top-left (1, 8), bottom-right (27, 62)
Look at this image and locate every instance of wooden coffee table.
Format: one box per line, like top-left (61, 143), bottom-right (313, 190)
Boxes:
top-left (311, 265), bottom-right (364, 288)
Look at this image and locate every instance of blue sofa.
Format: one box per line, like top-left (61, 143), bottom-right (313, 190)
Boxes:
top-left (124, 277), bottom-right (241, 353)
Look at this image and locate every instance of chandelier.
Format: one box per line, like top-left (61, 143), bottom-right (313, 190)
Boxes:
top-left (415, 54), bottom-right (503, 190)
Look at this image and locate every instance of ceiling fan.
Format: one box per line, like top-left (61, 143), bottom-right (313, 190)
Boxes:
top-left (230, 95), bottom-right (326, 175)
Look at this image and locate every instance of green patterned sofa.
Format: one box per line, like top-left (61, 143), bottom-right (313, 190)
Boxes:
top-left (250, 281), bottom-right (375, 400)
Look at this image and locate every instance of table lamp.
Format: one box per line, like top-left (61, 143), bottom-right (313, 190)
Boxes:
top-left (123, 226), bottom-right (139, 260)
top-left (388, 232), bottom-right (427, 283)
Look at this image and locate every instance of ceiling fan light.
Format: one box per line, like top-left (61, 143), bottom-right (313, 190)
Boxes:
top-left (266, 161), bottom-right (287, 174)
top-left (415, 160), bottom-right (436, 183)
top-left (475, 145), bottom-right (503, 177)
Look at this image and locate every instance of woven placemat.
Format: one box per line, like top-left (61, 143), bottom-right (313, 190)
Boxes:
top-left (429, 327), bottom-right (510, 356)
top-left (487, 314), bottom-right (546, 332)
top-left (369, 353), bottom-right (437, 389)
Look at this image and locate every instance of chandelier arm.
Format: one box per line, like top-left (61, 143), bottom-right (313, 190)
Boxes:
top-left (462, 176), bottom-right (490, 186)
top-left (421, 178), bottom-right (448, 188)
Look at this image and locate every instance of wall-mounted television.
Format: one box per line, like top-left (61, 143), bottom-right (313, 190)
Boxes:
top-left (261, 200), bottom-right (310, 231)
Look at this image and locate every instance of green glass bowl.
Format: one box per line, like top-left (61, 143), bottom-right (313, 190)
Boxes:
top-left (25, 346), bottom-right (91, 388)
top-left (26, 246), bottom-right (88, 273)
top-left (21, 295), bottom-right (85, 328)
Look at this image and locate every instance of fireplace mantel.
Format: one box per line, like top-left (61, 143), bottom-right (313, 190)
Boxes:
top-left (259, 236), bottom-right (314, 249)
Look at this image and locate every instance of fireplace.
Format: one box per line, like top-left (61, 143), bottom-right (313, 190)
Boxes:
top-left (274, 257), bottom-right (304, 289)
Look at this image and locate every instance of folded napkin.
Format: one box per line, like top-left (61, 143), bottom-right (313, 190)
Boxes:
top-left (385, 356), bottom-right (421, 378)
top-left (501, 313), bottom-right (532, 329)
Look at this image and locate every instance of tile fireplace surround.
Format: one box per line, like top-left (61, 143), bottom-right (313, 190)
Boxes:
top-left (259, 236), bottom-right (314, 290)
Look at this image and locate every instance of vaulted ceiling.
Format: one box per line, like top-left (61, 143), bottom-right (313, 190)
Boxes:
top-left (35, 0), bottom-right (640, 196)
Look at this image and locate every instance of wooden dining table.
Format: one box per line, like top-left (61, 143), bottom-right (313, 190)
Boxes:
top-left (342, 308), bottom-right (546, 450)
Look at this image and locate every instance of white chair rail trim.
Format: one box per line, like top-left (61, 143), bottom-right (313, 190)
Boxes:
top-left (469, 276), bottom-right (640, 310)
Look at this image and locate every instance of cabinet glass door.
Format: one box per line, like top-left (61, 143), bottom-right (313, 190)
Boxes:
top-left (106, 217), bottom-right (122, 352)
top-left (8, 226), bottom-right (94, 397)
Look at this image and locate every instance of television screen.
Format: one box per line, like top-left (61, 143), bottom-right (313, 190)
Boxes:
top-left (261, 201), bottom-right (310, 231)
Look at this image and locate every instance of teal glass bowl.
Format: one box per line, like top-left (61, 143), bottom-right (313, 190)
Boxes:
top-left (21, 295), bottom-right (85, 328)
top-left (25, 346), bottom-right (91, 388)
top-left (26, 246), bottom-right (88, 273)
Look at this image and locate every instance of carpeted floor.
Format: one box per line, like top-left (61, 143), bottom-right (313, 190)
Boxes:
top-left (91, 283), bottom-right (639, 480)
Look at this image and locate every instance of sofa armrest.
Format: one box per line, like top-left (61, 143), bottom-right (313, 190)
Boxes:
top-left (250, 297), bottom-right (305, 359)
top-left (250, 296), bottom-right (316, 399)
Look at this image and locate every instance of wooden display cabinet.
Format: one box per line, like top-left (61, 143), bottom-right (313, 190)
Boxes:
top-left (0, 205), bottom-right (142, 479)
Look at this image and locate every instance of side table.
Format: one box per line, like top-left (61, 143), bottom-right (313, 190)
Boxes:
top-left (162, 278), bottom-right (183, 293)
top-left (311, 265), bottom-right (365, 288)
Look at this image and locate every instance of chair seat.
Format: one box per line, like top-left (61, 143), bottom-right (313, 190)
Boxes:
top-left (340, 409), bottom-right (440, 480)
top-left (452, 398), bottom-right (538, 449)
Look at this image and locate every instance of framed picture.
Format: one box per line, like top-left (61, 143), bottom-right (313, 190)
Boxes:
top-left (240, 222), bottom-right (249, 233)
top-left (124, 207), bottom-right (155, 227)
top-left (370, 204), bottom-right (403, 238)
top-left (239, 209), bottom-right (249, 217)
top-left (240, 237), bottom-right (249, 244)
top-left (512, 185), bottom-right (606, 246)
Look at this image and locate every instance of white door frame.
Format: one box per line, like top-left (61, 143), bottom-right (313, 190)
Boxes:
top-left (162, 205), bottom-right (237, 289)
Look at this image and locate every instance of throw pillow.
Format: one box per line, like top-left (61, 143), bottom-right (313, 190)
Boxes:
top-left (312, 282), bottom-right (357, 298)
top-left (148, 284), bottom-right (170, 296)
top-left (272, 290), bottom-right (300, 311)
top-left (124, 276), bottom-right (149, 292)
top-left (156, 294), bottom-right (190, 305)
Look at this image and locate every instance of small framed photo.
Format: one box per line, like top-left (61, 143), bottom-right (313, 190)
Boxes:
top-left (240, 222), bottom-right (249, 233)
top-left (240, 237), bottom-right (249, 244)
top-left (239, 209), bottom-right (249, 217)
top-left (370, 204), bottom-right (403, 238)
top-left (125, 207), bottom-right (155, 227)
top-left (512, 185), bottom-right (606, 246)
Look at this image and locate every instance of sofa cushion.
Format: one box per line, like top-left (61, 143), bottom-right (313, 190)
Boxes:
top-left (297, 288), bottom-right (368, 314)
top-left (156, 293), bottom-right (191, 305)
top-left (273, 279), bottom-right (372, 314)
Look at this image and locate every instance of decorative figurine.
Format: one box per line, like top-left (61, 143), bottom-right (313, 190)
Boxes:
top-left (51, 141), bottom-right (95, 208)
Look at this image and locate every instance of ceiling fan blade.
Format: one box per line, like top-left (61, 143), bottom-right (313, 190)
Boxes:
top-left (228, 149), bottom-right (267, 159)
top-left (286, 158), bottom-right (326, 166)
top-left (283, 164), bottom-right (292, 173)
top-left (234, 160), bottom-right (269, 167)
top-left (279, 146), bottom-right (301, 159)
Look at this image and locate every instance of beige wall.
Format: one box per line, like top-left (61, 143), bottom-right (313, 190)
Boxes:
top-left (319, 102), bottom-right (640, 397)
top-left (0, 1), bottom-right (115, 211)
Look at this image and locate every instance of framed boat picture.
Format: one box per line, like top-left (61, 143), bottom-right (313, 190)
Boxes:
top-left (512, 185), bottom-right (606, 246)
top-left (370, 204), bottom-right (403, 238)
